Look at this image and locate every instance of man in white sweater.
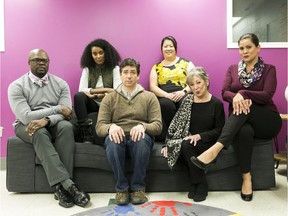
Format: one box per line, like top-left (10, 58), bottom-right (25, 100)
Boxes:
top-left (8, 49), bottom-right (90, 208)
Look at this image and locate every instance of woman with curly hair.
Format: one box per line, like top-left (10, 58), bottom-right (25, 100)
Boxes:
top-left (74, 39), bottom-right (121, 143)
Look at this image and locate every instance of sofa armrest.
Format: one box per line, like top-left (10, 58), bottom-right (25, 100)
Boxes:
top-left (6, 136), bottom-right (36, 192)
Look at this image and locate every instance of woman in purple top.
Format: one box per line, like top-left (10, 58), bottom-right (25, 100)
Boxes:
top-left (191, 33), bottom-right (282, 202)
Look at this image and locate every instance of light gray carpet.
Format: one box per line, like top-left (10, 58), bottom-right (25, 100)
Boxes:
top-left (71, 200), bottom-right (239, 216)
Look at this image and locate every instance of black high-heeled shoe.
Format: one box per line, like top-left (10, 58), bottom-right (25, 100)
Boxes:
top-left (241, 180), bottom-right (253, 201)
top-left (190, 156), bottom-right (216, 171)
top-left (241, 192), bottom-right (253, 201)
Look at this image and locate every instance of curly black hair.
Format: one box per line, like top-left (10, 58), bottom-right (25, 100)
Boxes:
top-left (80, 38), bottom-right (121, 69)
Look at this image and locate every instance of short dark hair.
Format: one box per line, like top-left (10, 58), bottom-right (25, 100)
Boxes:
top-left (80, 38), bottom-right (121, 69)
top-left (119, 58), bottom-right (140, 75)
top-left (161, 35), bottom-right (178, 52)
top-left (238, 33), bottom-right (260, 47)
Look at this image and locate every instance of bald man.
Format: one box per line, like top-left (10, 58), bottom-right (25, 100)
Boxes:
top-left (8, 49), bottom-right (90, 208)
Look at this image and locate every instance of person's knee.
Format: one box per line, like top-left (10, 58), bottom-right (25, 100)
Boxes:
top-left (74, 92), bottom-right (86, 101)
top-left (105, 137), bottom-right (122, 152)
top-left (181, 140), bottom-right (191, 150)
top-left (159, 98), bottom-right (176, 112)
top-left (57, 121), bottom-right (74, 138)
top-left (32, 127), bottom-right (50, 141)
top-left (141, 134), bottom-right (154, 147)
top-left (58, 120), bottom-right (73, 129)
top-left (131, 136), bottom-right (153, 156)
top-left (238, 124), bottom-right (254, 137)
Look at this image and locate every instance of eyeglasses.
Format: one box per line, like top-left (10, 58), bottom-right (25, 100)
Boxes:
top-left (29, 58), bottom-right (50, 64)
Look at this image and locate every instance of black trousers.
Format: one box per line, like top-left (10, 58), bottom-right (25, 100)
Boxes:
top-left (74, 92), bottom-right (99, 121)
top-left (218, 104), bottom-right (282, 173)
top-left (181, 139), bottom-right (213, 184)
top-left (155, 97), bottom-right (182, 142)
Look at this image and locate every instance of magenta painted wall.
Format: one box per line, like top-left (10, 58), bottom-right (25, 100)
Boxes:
top-left (0, 0), bottom-right (287, 157)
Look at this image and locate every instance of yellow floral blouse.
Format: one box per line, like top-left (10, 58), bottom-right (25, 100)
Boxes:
top-left (152, 58), bottom-right (190, 92)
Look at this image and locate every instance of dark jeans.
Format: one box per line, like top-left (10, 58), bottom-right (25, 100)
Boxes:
top-left (15, 121), bottom-right (75, 186)
top-left (74, 92), bottom-right (99, 121)
top-left (104, 134), bottom-right (154, 192)
top-left (218, 105), bottom-right (282, 173)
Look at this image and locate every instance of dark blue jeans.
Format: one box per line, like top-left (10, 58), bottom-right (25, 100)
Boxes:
top-left (104, 133), bottom-right (154, 192)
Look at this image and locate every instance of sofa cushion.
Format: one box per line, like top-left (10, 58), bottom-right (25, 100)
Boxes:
top-left (74, 141), bottom-right (187, 171)
top-left (74, 142), bottom-right (171, 171)
top-left (74, 141), bottom-right (237, 172)
top-left (74, 143), bottom-right (109, 170)
top-left (7, 136), bottom-right (275, 193)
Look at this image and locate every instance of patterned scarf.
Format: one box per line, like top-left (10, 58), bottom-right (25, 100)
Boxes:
top-left (165, 94), bottom-right (193, 169)
top-left (238, 57), bottom-right (265, 88)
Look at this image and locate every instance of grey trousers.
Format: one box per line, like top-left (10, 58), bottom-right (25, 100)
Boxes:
top-left (15, 120), bottom-right (75, 187)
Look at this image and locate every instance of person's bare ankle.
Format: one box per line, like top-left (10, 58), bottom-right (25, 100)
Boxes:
top-left (242, 173), bottom-right (252, 194)
top-left (197, 149), bottom-right (216, 164)
top-left (197, 143), bottom-right (223, 164)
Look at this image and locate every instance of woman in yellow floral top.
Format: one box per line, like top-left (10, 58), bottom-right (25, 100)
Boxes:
top-left (150, 36), bottom-right (195, 141)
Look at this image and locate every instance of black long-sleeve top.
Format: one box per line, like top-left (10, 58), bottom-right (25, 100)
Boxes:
top-left (189, 96), bottom-right (225, 143)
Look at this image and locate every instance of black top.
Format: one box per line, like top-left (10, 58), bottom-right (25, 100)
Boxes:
top-left (189, 96), bottom-right (225, 143)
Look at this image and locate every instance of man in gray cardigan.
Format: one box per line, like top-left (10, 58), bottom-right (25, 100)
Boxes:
top-left (8, 49), bottom-right (90, 208)
top-left (96, 58), bottom-right (162, 205)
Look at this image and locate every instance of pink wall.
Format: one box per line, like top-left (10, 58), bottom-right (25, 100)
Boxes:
top-left (1, 0), bottom-right (287, 157)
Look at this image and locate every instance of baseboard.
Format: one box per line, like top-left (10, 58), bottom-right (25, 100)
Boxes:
top-left (1, 157), bottom-right (6, 170)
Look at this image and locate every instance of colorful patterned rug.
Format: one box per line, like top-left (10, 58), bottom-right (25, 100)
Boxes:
top-left (71, 200), bottom-right (241, 216)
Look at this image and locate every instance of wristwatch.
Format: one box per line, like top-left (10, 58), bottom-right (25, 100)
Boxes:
top-left (44, 116), bottom-right (51, 126)
top-left (183, 89), bottom-right (188, 94)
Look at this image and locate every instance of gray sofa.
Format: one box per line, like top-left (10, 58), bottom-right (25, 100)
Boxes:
top-left (6, 134), bottom-right (275, 193)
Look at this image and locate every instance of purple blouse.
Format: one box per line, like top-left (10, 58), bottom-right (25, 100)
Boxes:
top-left (222, 63), bottom-right (278, 114)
